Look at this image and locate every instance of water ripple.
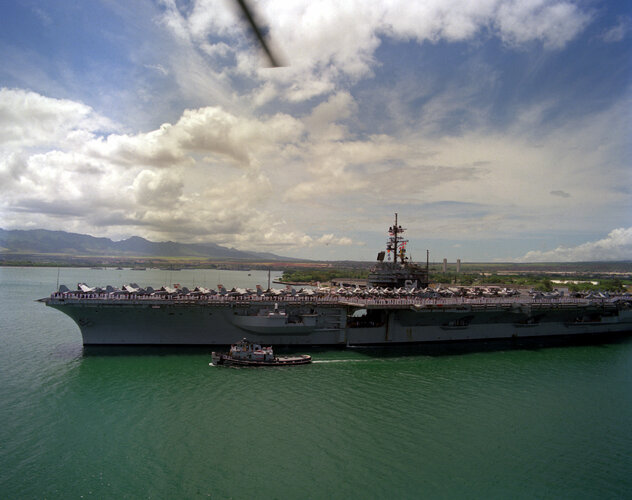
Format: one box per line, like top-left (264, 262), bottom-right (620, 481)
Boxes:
top-left (2, 268), bottom-right (632, 498)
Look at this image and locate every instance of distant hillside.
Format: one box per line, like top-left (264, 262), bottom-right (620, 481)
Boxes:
top-left (0, 228), bottom-right (290, 261)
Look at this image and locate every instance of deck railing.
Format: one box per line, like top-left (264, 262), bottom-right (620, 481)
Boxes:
top-left (47, 291), bottom-right (629, 308)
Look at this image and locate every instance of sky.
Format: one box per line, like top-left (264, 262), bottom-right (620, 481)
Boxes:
top-left (0, 0), bottom-right (630, 262)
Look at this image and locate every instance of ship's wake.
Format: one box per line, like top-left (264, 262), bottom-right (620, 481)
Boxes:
top-left (312, 359), bottom-right (373, 363)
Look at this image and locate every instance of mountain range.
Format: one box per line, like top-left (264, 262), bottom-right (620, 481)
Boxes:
top-left (0, 228), bottom-right (289, 261)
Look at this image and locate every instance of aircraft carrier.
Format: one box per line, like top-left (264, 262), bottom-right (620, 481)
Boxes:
top-left (42, 215), bottom-right (632, 345)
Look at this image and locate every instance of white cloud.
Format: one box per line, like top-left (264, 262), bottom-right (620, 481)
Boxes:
top-left (0, 89), bottom-right (353, 251)
top-left (232, 223), bottom-right (354, 249)
top-left (316, 233), bottom-right (353, 246)
top-left (84, 106), bottom-right (304, 168)
top-left (519, 228), bottom-right (632, 262)
top-left (157, 0), bottom-right (592, 104)
top-left (600, 16), bottom-right (631, 43)
top-left (266, 0), bottom-right (589, 99)
top-left (1, 50), bottom-right (628, 258)
top-left (2, 0), bottom-right (628, 263)
top-left (132, 169), bottom-right (184, 207)
top-left (0, 88), bottom-right (115, 148)
top-left (495, 0), bottom-right (590, 48)
top-left (15, 84), bottom-right (625, 250)
top-left (144, 64), bottom-right (169, 76)
top-left (303, 91), bottom-right (358, 140)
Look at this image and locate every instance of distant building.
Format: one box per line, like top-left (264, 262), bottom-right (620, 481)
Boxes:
top-left (457, 259), bottom-right (461, 273)
top-left (442, 258), bottom-right (447, 273)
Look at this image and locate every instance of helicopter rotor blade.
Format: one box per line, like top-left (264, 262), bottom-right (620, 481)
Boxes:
top-left (234, 0), bottom-right (285, 67)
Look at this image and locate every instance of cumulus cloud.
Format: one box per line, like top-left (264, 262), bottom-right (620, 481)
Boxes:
top-left (519, 228), bottom-right (632, 262)
top-left (233, 223), bottom-right (354, 249)
top-left (0, 88), bottom-right (115, 148)
top-left (1, 27), bottom-right (628, 260)
top-left (8, 82), bottom-right (625, 253)
top-left (132, 169), bottom-right (184, 207)
top-left (158, 0), bottom-right (592, 103)
top-left (0, 88), bottom-right (355, 251)
top-left (84, 106), bottom-right (304, 168)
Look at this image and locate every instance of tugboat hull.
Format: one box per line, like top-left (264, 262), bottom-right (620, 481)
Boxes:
top-left (211, 352), bottom-right (312, 367)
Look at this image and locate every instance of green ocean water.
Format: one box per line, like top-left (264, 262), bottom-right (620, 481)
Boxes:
top-left (1, 267), bottom-right (632, 499)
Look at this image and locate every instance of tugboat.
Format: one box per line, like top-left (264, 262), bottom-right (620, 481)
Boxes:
top-left (211, 338), bottom-right (312, 367)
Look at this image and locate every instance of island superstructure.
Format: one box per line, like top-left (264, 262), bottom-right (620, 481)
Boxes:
top-left (42, 216), bottom-right (632, 345)
top-left (367, 213), bottom-right (429, 288)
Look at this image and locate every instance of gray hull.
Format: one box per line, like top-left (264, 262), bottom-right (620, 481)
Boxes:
top-left (46, 297), bottom-right (632, 345)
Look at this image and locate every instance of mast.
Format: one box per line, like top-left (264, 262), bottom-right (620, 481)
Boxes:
top-left (426, 249), bottom-right (429, 275)
top-left (386, 212), bottom-right (408, 265)
top-left (392, 213), bottom-right (398, 263)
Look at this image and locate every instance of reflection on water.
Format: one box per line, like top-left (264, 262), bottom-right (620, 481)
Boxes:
top-left (80, 332), bottom-right (632, 358)
top-left (81, 345), bottom-right (214, 357)
top-left (349, 332), bottom-right (632, 358)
